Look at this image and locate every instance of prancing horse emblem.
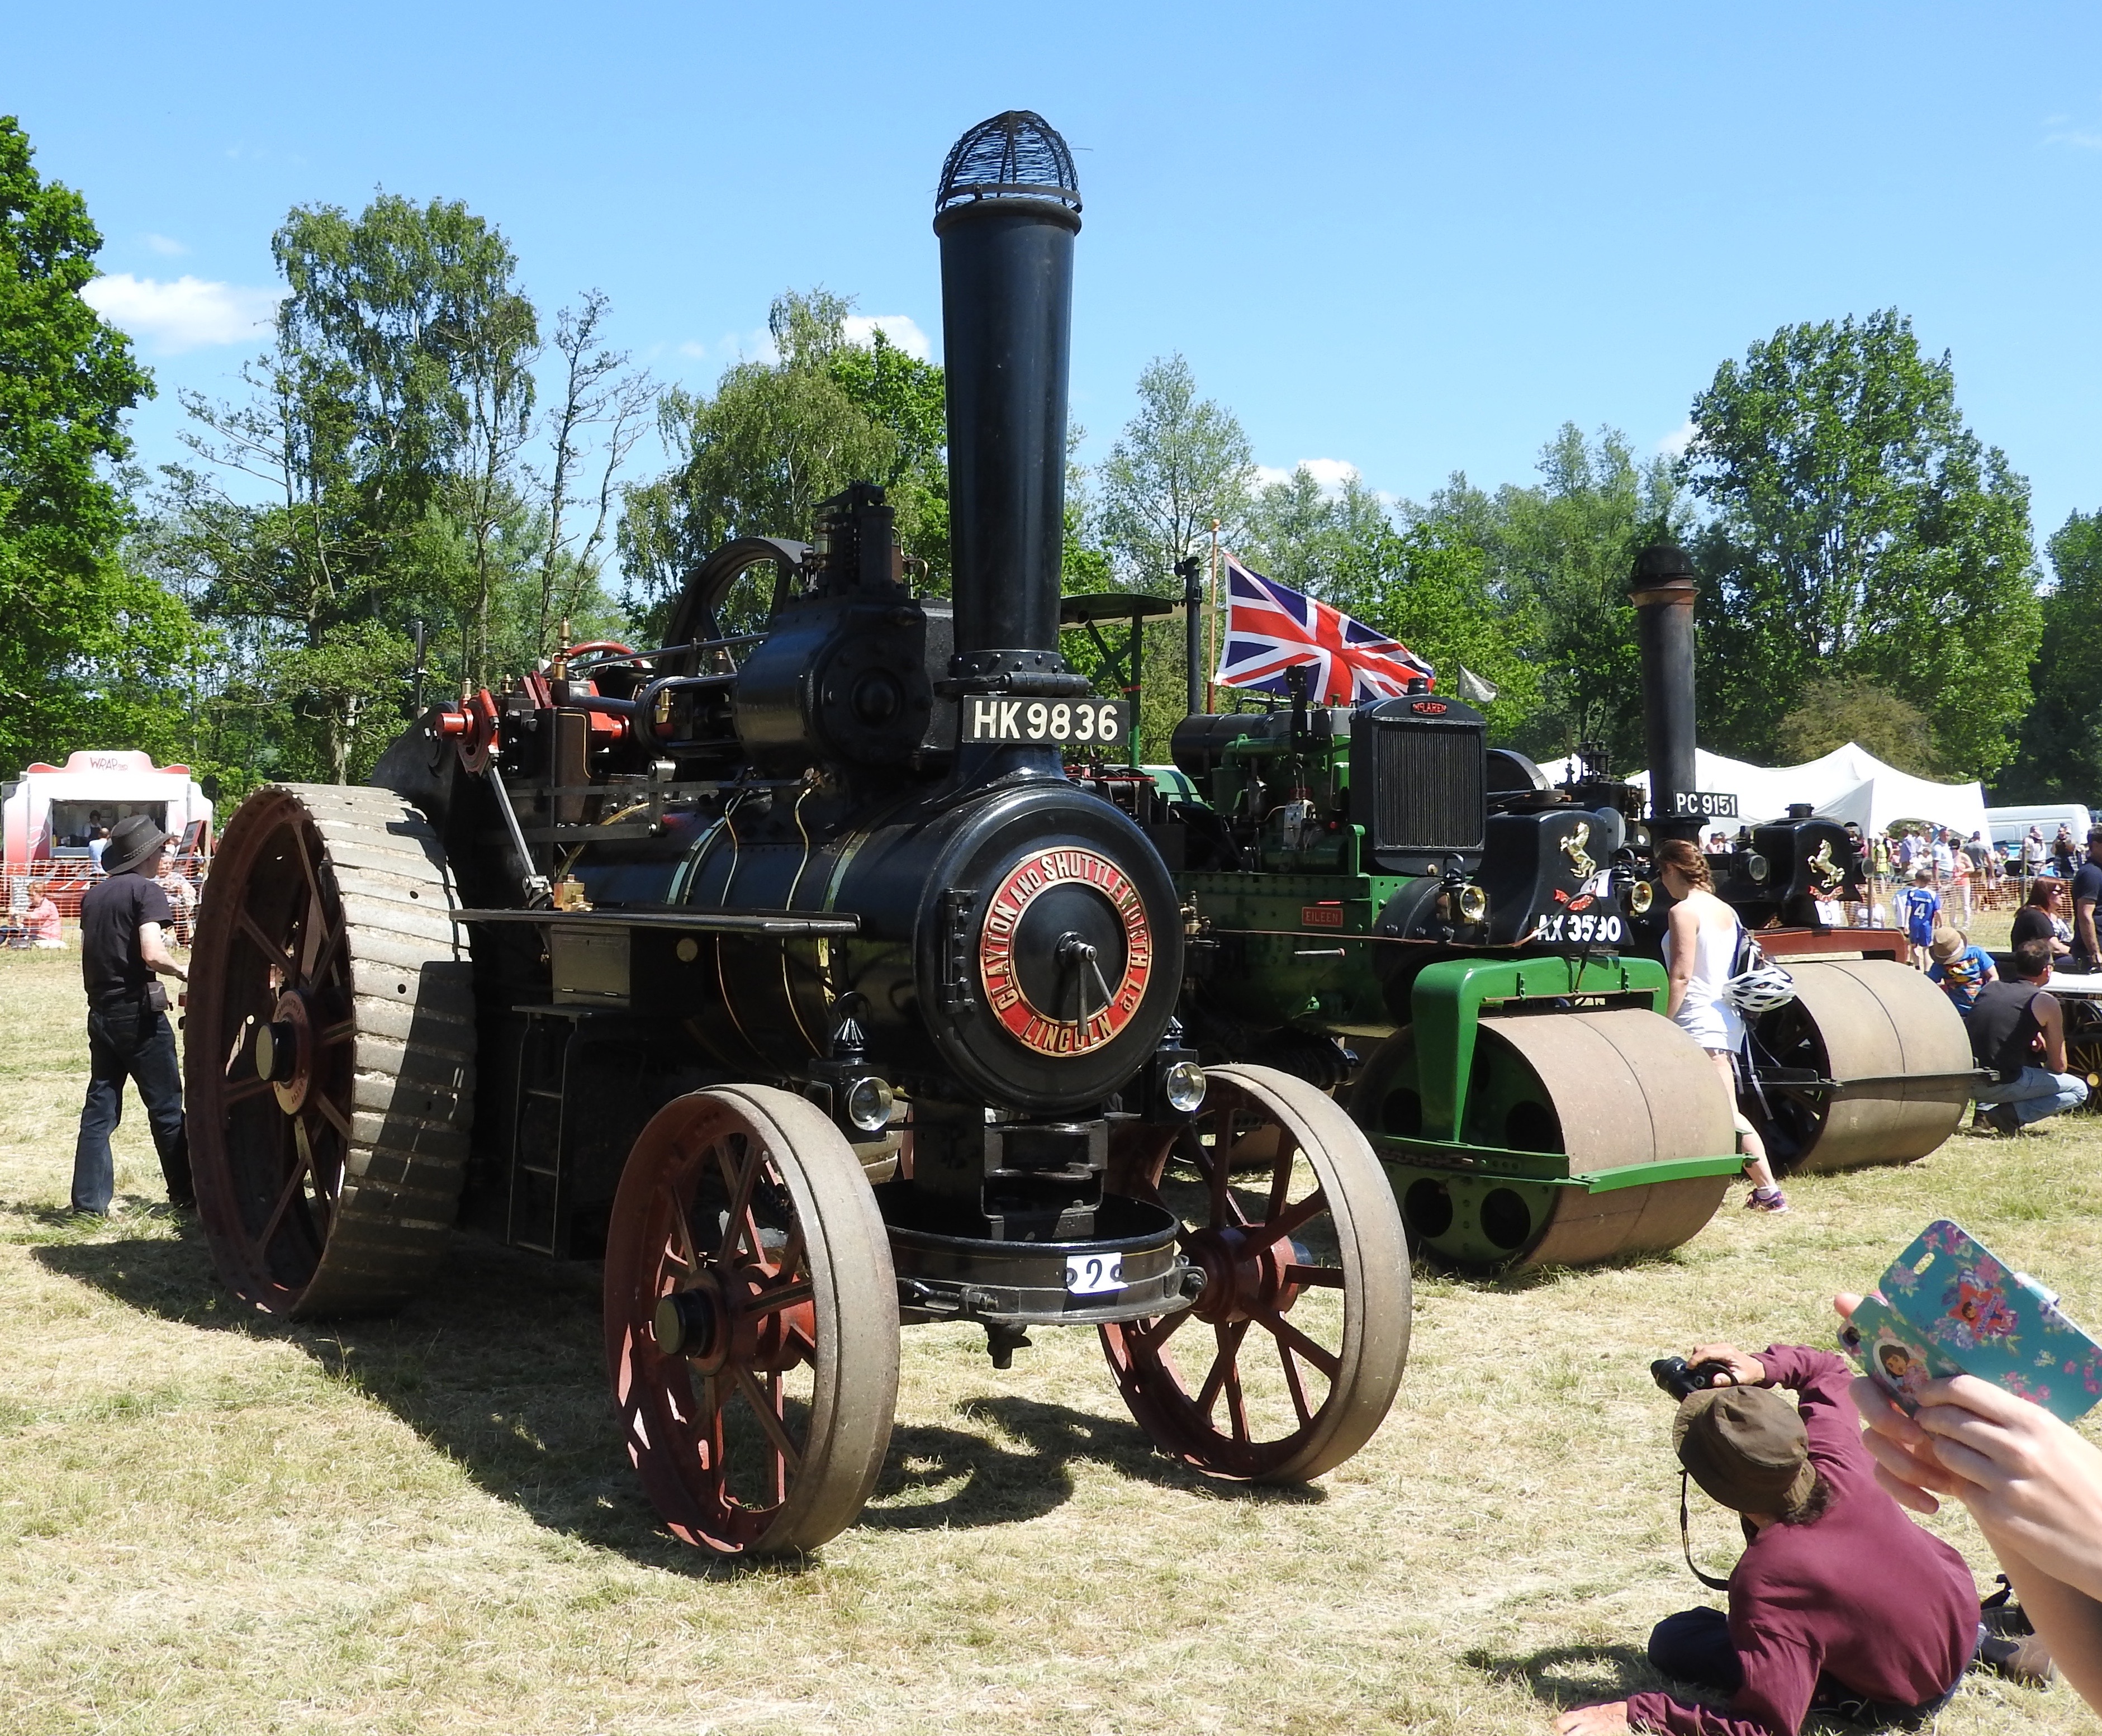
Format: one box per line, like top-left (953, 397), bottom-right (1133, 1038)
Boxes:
top-left (1560, 822), bottom-right (1596, 881)
top-left (1807, 838), bottom-right (1839, 894)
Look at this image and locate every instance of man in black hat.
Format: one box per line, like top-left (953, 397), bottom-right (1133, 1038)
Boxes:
top-left (70, 813), bottom-right (194, 1215)
top-left (1553, 1341), bottom-right (2042, 1736)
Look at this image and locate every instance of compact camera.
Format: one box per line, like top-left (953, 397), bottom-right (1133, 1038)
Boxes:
top-left (1651, 1356), bottom-right (1734, 1401)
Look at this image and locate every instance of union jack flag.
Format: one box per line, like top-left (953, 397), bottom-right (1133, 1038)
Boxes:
top-left (1213, 555), bottom-right (1434, 703)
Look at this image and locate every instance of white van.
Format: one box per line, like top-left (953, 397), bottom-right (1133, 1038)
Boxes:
top-left (1985, 804), bottom-right (2094, 850)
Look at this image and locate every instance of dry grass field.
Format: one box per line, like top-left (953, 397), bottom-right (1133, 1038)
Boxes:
top-left (2, 937), bottom-right (2098, 1736)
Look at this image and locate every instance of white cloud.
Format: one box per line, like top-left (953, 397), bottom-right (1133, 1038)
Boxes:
top-left (732, 326), bottom-right (779, 366)
top-left (2047, 128), bottom-right (2102, 150)
top-left (1657, 418), bottom-right (1697, 459)
top-left (81, 273), bottom-right (282, 354)
top-left (842, 313), bottom-right (932, 361)
top-left (1252, 457), bottom-right (1361, 495)
top-left (143, 233), bottom-right (188, 257)
top-left (676, 339), bottom-right (709, 358)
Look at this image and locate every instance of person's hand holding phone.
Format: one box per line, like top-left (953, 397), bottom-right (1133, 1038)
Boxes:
top-left (1836, 1292), bottom-right (2102, 1602)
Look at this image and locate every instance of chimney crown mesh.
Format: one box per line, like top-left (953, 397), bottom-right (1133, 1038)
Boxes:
top-left (936, 111), bottom-right (1080, 214)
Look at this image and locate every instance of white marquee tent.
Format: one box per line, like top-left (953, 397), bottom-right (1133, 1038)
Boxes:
top-left (1539, 742), bottom-right (1989, 838)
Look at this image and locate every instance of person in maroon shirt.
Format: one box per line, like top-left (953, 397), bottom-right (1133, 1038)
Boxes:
top-left (1554, 1343), bottom-right (1984, 1736)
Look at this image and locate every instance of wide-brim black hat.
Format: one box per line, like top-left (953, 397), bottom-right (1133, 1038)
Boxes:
top-left (102, 813), bottom-right (170, 876)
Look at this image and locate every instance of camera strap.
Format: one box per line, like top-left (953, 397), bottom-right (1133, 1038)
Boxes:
top-left (1680, 1469), bottom-right (1734, 1591)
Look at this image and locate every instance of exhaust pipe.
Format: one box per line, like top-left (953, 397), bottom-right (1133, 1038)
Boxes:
top-left (1628, 544), bottom-right (1701, 842)
top-left (934, 111), bottom-right (1081, 686)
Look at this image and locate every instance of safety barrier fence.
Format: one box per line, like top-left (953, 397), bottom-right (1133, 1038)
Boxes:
top-left (2, 865), bottom-right (207, 947)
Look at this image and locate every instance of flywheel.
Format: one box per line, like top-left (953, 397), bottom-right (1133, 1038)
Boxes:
top-left (186, 784), bottom-right (477, 1316)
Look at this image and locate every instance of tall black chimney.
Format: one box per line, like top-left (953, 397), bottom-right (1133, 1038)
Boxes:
top-left (934, 112), bottom-right (1081, 681)
top-left (1629, 544), bottom-right (1702, 843)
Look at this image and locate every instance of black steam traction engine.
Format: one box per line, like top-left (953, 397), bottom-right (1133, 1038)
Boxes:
top-left (183, 113), bottom-right (1411, 1554)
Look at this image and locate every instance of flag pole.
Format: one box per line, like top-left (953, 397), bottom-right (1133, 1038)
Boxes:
top-left (1206, 519), bottom-right (1220, 713)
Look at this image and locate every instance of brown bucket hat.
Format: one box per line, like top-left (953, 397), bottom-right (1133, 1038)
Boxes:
top-left (1674, 1386), bottom-right (1816, 1515)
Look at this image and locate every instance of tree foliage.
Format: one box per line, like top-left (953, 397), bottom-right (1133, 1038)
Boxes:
top-left (2004, 511), bottom-right (2102, 800)
top-left (1774, 674), bottom-right (1939, 776)
top-left (1244, 467), bottom-right (1392, 599)
top-left (1097, 355), bottom-right (1253, 592)
top-left (1682, 310), bottom-right (2039, 778)
top-left (1235, 467), bottom-right (1542, 738)
top-left (618, 292), bottom-right (948, 635)
top-left (0, 114), bottom-right (190, 772)
top-left (1407, 426), bottom-right (1683, 766)
top-left (153, 194), bottom-right (636, 787)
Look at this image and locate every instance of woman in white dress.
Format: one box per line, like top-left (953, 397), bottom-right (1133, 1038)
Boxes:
top-left (1657, 838), bottom-right (1789, 1213)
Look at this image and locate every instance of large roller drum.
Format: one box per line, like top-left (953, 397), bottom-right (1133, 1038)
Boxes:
top-left (186, 785), bottom-right (477, 1316)
top-left (1355, 1009), bottom-right (1738, 1273)
top-left (1752, 960), bottom-right (1973, 1173)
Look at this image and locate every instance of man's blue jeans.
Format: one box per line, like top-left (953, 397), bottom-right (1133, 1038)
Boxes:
top-left (1976, 1065), bottom-right (2090, 1125)
top-left (72, 1000), bottom-right (192, 1213)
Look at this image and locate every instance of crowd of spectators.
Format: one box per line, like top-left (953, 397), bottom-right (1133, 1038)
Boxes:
top-left (4, 839), bottom-right (202, 951)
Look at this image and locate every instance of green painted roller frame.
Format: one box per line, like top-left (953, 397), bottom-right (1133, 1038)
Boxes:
top-left (1351, 954), bottom-right (1747, 1272)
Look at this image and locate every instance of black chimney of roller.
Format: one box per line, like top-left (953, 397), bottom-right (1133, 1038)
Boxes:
top-left (934, 111), bottom-right (1081, 680)
top-left (1629, 544), bottom-right (1702, 843)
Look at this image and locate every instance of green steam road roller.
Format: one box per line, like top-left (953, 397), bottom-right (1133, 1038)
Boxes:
top-left (1063, 661), bottom-right (1743, 1275)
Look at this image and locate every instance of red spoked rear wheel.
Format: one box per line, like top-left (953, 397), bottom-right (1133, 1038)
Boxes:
top-left (186, 785), bottom-right (475, 1316)
top-left (1101, 1064), bottom-right (1410, 1481)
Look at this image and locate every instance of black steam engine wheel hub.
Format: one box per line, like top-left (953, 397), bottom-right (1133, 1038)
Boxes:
top-left (254, 988), bottom-right (315, 1113)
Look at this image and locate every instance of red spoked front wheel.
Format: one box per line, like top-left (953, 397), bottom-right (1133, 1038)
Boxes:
top-left (604, 1087), bottom-right (900, 1554)
top-left (1102, 1065), bottom-right (1411, 1481)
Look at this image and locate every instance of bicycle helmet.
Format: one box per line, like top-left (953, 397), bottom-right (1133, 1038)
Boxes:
top-left (1723, 962), bottom-right (1796, 1014)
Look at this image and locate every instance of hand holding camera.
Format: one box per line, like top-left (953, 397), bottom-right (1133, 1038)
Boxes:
top-left (1652, 1343), bottom-right (1766, 1400)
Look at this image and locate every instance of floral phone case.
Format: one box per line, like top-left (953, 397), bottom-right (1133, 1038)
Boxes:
top-left (1839, 1219), bottom-right (2102, 1422)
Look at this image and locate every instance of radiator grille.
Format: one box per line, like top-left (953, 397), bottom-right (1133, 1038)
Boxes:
top-left (1372, 722), bottom-right (1486, 855)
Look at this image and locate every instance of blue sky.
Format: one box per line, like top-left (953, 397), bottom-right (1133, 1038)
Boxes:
top-left (16, 2), bottom-right (2102, 552)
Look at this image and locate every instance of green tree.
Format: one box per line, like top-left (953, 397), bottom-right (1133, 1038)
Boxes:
top-left (1342, 524), bottom-right (1542, 739)
top-left (158, 194), bottom-right (635, 784)
top-left (2004, 511), bottom-right (2102, 800)
top-left (1410, 425), bottom-right (1683, 765)
top-left (1236, 481), bottom-right (1538, 735)
top-left (1681, 310), bottom-right (2040, 777)
top-left (619, 292), bottom-right (949, 633)
top-left (1061, 428), bottom-right (1112, 592)
top-left (1097, 354), bottom-right (1254, 594)
top-left (0, 115), bottom-right (192, 771)
top-left (1232, 467), bottom-right (1538, 735)
top-left (1774, 675), bottom-right (1939, 776)
top-left (1244, 467), bottom-right (1393, 599)
top-left (274, 194), bottom-right (542, 690)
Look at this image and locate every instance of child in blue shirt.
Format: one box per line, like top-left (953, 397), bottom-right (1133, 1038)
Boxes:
top-left (1896, 869), bottom-right (1942, 970)
top-left (1926, 926), bottom-right (1996, 1014)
